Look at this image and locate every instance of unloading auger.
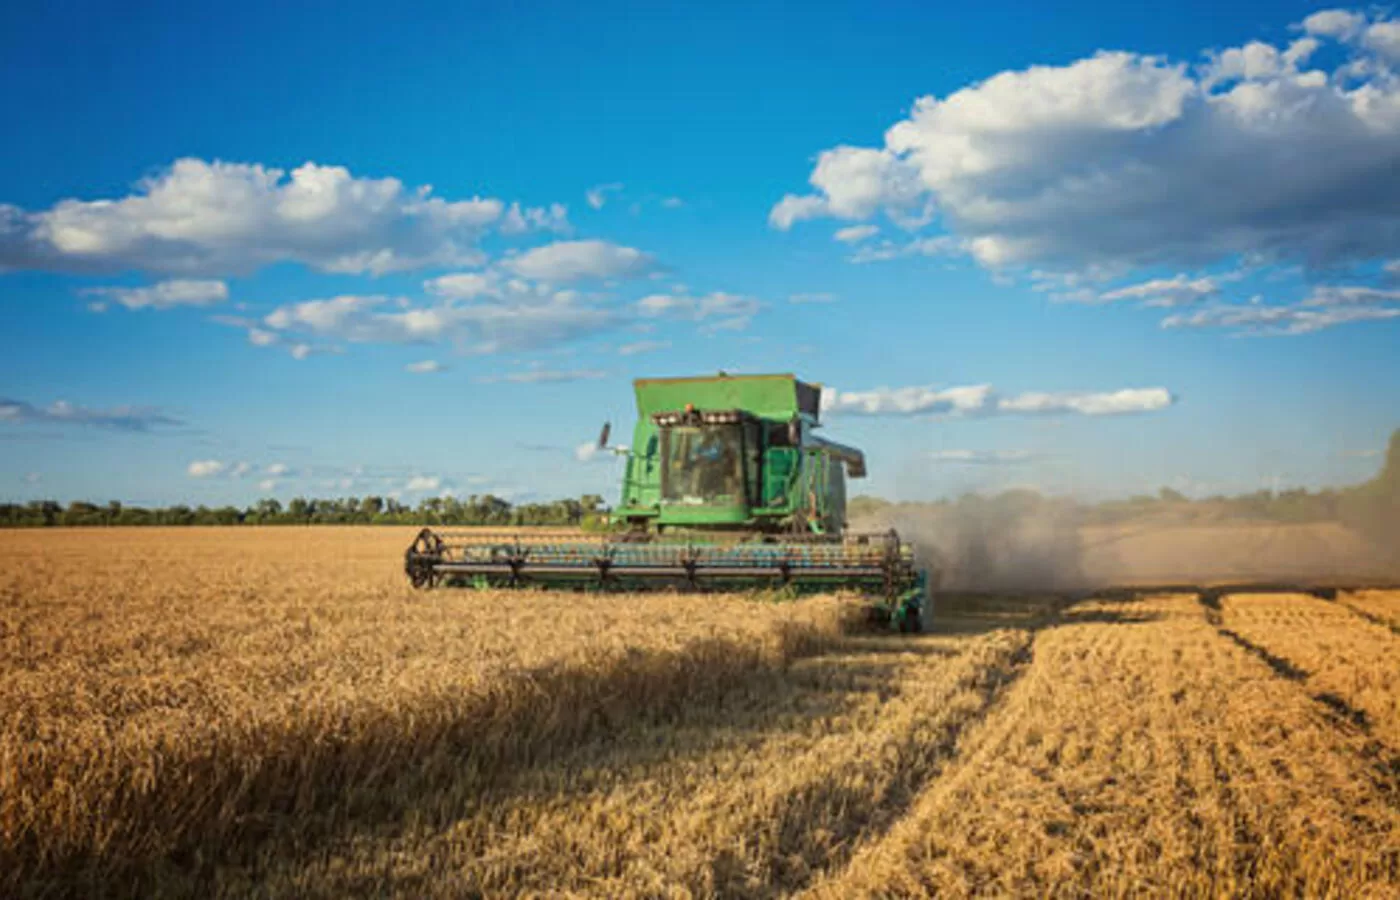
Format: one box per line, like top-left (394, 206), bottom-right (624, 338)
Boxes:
top-left (405, 373), bottom-right (930, 630)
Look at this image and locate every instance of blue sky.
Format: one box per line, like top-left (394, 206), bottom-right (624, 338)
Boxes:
top-left (2, 1), bottom-right (1398, 506)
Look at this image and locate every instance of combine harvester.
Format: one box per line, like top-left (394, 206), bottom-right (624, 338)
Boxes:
top-left (406, 373), bottom-right (930, 630)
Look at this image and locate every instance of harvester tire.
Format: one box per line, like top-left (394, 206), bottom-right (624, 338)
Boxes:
top-left (900, 608), bottom-right (924, 634)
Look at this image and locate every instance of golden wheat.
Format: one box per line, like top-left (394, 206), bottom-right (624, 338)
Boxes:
top-left (4, 529), bottom-right (1398, 898)
top-left (1340, 589), bottom-right (1400, 631)
top-left (1220, 591), bottom-right (1400, 749)
top-left (0, 528), bottom-right (848, 896)
top-left (809, 594), bottom-right (1400, 897)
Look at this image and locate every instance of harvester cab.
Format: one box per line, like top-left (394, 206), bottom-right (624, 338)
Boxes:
top-left (405, 373), bottom-right (929, 631)
top-left (613, 373), bottom-right (859, 535)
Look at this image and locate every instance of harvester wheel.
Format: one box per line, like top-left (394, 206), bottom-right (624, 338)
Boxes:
top-left (900, 607), bottom-right (924, 634)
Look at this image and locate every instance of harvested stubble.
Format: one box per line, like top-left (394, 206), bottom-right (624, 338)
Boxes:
top-left (210, 595), bottom-right (1052, 897)
top-left (810, 594), bottom-right (1400, 898)
top-left (1220, 591), bottom-right (1400, 749)
top-left (1340, 589), bottom-right (1400, 632)
top-left (0, 528), bottom-right (848, 896)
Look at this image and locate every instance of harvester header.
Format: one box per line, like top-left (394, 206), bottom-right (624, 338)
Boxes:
top-left (405, 372), bottom-right (929, 630)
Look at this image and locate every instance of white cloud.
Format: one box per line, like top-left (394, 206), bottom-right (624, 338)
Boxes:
top-left (1302, 9), bottom-right (1366, 39)
top-left (822, 384), bottom-right (993, 416)
top-left (503, 239), bottom-right (653, 282)
top-left (661, 196), bottom-right (685, 209)
top-left (265, 463), bottom-right (289, 476)
top-left (636, 291), bottom-right (761, 331)
top-left (772, 12), bottom-right (1400, 274)
top-left (80, 279), bottom-right (228, 310)
top-left (498, 201), bottom-right (569, 235)
top-left (257, 478), bottom-right (277, 492)
top-left (788, 292), bottom-right (837, 304)
top-left (424, 271), bottom-right (497, 300)
top-left (929, 449), bottom-right (1038, 464)
top-left (1367, 20), bottom-right (1400, 61)
top-left (0, 397), bottom-right (182, 431)
top-left (585, 182), bottom-right (623, 209)
top-left (405, 475), bottom-right (442, 492)
top-left (473, 368), bottom-right (606, 384)
top-left (617, 339), bottom-right (671, 355)
top-left (834, 224), bottom-right (880, 243)
top-left (1094, 274), bottom-right (1220, 307)
top-left (262, 290), bottom-right (616, 354)
top-left (821, 383), bottom-right (1173, 417)
top-left (248, 328), bottom-right (279, 347)
top-left (405, 359), bottom-right (446, 373)
top-left (1301, 285), bottom-right (1400, 306)
top-left (0, 159), bottom-right (570, 276)
top-left (770, 146), bottom-right (925, 230)
top-left (289, 343), bottom-right (314, 360)
top-left (23, 472), bottom-right (41, 485)
top-left (1162, 298), bottom-right (1400, 335)
top-left (230, 461), bottom-right (252, 478)
top-left (769, 193), bottom-right (830, 230)
top-left (848, 235), bottom-right (963, 264)
top-left (187, 459), bottom-right (226, 478)
top-left (996, 388), bottom-right (1173, 415)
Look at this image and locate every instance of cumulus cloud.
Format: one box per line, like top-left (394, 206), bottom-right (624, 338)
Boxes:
top-left (0, 158), bottom-right (567, 276)
top-left (187, 459), bottom-right (226, 478)
top-left (473, 368), bottom-right (606, 384)
top-left (772, 11), bottom-right (1400, 274)
top-left (257, 478), bottom-right (277, 492)
top-left (834, 224), bottom-right (880, 243)
top-left (80, 279), bottom-right (228, 310)
top-left (405, 359), bottom-right (446, 373)
top-left (0, 397), bottom-right (183, 431)
top-left (822, 384), bottom-right (994, 416)
top-left (996, 388), bottom-right (1174, 415)
top-left (424, 271), bottom-right (497, 300)
top-left (585, 183), bottom-right (623, 210)
top-left (1303, 9), bottom-right (1366, 39)
top-left (503, 239), bottom-right (653, 282)
top-left (821, 384), bottom-right (1173, 417)
top-left (265, 463), bottom-right (290, 476)
top-left (261, 290), bottom-right (616, 354)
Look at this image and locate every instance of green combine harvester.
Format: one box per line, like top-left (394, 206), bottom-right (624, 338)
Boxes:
top-left (405, 373), bottom-right (929, 630)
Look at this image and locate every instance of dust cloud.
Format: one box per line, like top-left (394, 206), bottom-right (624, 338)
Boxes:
top-left (856, 494), bottom-right (1093, 592)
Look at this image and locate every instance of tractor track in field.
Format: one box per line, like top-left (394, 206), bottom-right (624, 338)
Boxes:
top-left (1198, 592), bottom-right (1400, 795)
top-left (1335, 594), bottom-right (1400, 636)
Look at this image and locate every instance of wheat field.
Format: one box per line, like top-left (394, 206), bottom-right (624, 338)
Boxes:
top-left (2, 528), bottom-right (1398, 897)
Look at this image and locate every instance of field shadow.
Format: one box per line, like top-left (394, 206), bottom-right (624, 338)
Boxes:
top-left (45, 627), bottom-right (976, 898)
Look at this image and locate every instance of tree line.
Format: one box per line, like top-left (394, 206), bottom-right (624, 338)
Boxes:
top-left (0, 494), bottom-right (608, 528)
